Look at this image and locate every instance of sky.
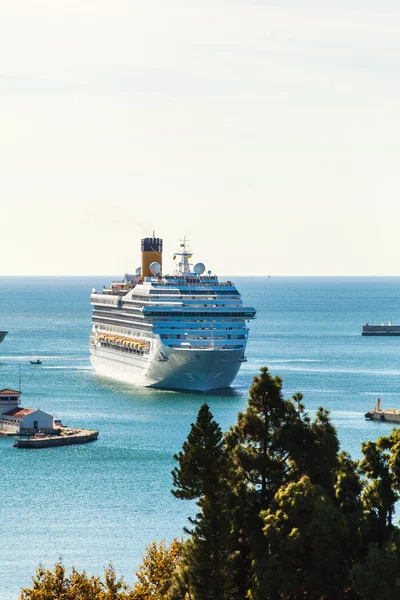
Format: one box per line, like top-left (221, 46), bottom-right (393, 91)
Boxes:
top-left (1, 0), bottom-right (400, 276)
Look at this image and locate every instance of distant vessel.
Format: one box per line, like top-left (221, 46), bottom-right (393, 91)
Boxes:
top-left (0, 331), bottom-right (8, 344)
top-left (90, 235), bottom-right (256, 391)
top-left (29, 360), bottom-right (42, 365)
top-left (365, 398), bottom-right (400, 423)
top-left (362, 322), bottom-right (400, 336)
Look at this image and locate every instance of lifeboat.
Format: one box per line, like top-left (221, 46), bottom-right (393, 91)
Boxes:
top-left (97, 332), bottom-right (147, 352)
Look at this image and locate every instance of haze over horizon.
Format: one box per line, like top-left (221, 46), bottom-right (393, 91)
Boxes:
top-left (2, 0), bottom-right (399, 276)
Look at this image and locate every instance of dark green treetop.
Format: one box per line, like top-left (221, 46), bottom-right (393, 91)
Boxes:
top-left (351, 531), bottom-right (400, 600)
top-left (172, 402), bottom-right (225, 500)
top-left (226, 366), bottom-right (301, 507)
top-left (251, 475), bottom-right (350, 600)
top-left (170, 402), bottom-right (235, 600)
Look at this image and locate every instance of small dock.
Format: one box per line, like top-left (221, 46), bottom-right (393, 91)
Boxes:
top-left (13, 428), bottom-right (99, 449)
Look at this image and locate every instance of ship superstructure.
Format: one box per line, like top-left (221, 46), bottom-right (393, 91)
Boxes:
top-left (90, 237), bottom-right (256, 391)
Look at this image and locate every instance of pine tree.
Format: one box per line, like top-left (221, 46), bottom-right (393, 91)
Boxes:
top-left (172, 402), bottom-right (225, 501)
top-left (226, 367), bottom-right (302, 508)
top-left (171, 403), bottom-right (234, 600)
top-left (177, 488), bottom-right (233, 600)
top-left (252, 476), bottom-right (350, 600)
top-left (305, 407), bottom-right (340, 494)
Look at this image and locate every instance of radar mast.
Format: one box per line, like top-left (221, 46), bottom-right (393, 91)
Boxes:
top-left (174, 237), bottom-right (193, 275)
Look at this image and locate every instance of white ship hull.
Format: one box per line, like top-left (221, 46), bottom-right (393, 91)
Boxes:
top-left (90, 342), bottom-right (245, 392)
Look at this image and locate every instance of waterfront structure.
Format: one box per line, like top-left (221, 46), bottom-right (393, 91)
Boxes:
top-left (365, 398), bottom-right (400, 423)
top-left (14, 429), bottom-right (99, 448)
top-left (362, 323), bottom-right (400, 336)
top-left (0, 389), bottom-right (54, 434)
top-left (90, 236), bottom-right (256, 391)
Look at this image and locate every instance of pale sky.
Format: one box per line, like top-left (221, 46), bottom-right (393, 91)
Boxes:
top-left (2, 0), bottom-right (400, 275)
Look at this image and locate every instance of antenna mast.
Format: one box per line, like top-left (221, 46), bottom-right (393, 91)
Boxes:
top-left (175, 237), bottom-right (192, 275)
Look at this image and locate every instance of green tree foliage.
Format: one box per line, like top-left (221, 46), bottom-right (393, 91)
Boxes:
top-left (360, 436), bottom-right (398, 543)
top-left (174, 495), bottom-right (234, 600)
top-left (226, 366), bottom-right (300, 508)
top-left (19, 562), bottom-right (127, 600)
top-left (251, 475), bottom-right (350, 600)
top-left (22, 368), bottom-right (400, 600)
top-left (171, 402), bottom-right (235, 600)
top-left (172, 402), bottom-right (226, 501)
top-left (335, 451), bottom-right (363, 514)
top-left (131, 539), bottom-right (182, 600)
top-left (305, 407), bottom-right (340, 493)
top-left (351, 531), bottom-right (400, 599)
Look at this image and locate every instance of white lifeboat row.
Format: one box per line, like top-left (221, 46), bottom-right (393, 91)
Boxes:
top-left (97, 333), bottom-right (148, 352)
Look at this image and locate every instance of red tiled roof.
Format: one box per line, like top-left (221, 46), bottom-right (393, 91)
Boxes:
top-left (2, 407), bottom-right (36, 419)
top-left (0, 389), bottom-right (21, 395)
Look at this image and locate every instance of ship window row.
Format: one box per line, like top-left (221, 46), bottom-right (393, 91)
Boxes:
top-left (93, 317), bottom-right (151, 329)
top-left (91, 297), bottom-right (119, 305)
top-left (93, 309), bottom-right (142, 318)
top-left (126, 296), bottom-right (150, 302)
top-left (146, 319), bottom-right (242, 325)
top-left (160, 334), bottom-right (245, 340)
top-left (145, 311), bottom-right (255, 318)
top-left (155, 329), bottom-right (247, 334)
top-left (154, 323), bottom-right (246, 328)
top-left (149, 289), bottom-right (239, 296)
top-left (155, 325), bottom-right (245, 331)
top-left (94, 306), bottom-right (142, 313)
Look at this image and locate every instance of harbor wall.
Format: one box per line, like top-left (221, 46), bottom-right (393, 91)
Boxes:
top-left (15, 431), bottom-right (98, 448)
top-left (367, 411), bottom-right (400, 423)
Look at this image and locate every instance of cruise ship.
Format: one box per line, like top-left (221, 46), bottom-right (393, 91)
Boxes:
top-left (90, 237), bottom-right (256, 391)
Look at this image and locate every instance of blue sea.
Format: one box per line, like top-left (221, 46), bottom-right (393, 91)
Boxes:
top-left (1, 276), bottom-right (400, 598)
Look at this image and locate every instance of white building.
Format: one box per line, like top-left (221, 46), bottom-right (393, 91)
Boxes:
top-left (0, 389), bottom-right (54, 434)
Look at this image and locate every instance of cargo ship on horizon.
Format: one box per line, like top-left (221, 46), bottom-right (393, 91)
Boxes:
top-left (89, 236), bottom-right (256, 391)
top-left (362, 322), bottom-right (400, 336)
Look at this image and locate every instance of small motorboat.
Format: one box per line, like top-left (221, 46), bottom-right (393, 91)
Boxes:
top-left (29, 359), bottom-right (42, 365)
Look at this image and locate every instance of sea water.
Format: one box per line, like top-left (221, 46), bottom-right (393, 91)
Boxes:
top-left (1, 276), bottom-right (400, 598)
